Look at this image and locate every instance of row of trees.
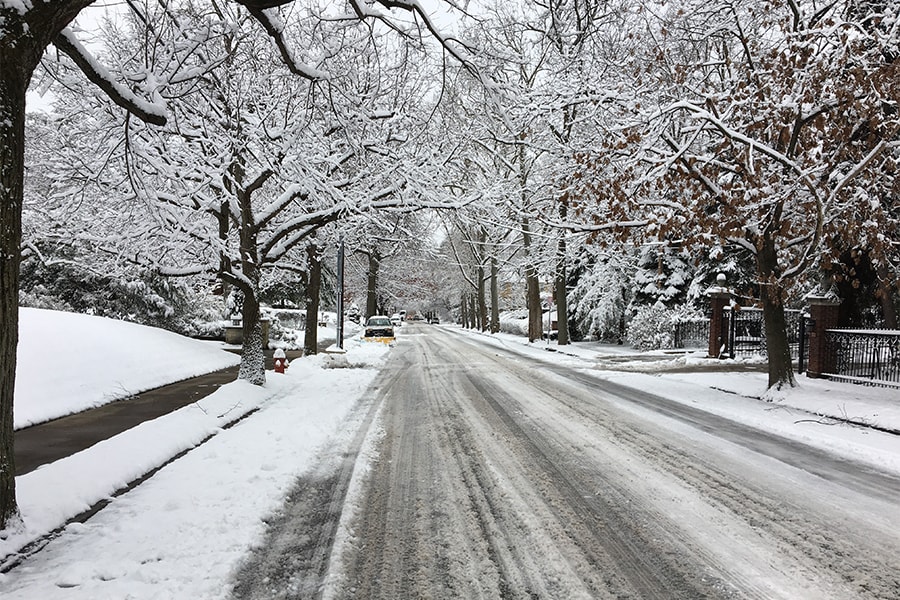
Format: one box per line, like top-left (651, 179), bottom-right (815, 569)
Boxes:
top-left (434, 0), bottom-right (898, 392)
top-left (2, 0), bottom-right (897, 533)
top-left (1, 0), bottom-right (480, 533)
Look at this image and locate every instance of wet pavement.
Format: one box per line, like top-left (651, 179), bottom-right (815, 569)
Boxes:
top-left (14, 349), bottom-right (305, 476)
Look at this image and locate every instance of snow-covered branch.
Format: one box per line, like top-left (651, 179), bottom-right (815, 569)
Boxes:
top-left (244, 7), bottom-right (329, 81)
top-left (54, 29), bottom-right (167, 127)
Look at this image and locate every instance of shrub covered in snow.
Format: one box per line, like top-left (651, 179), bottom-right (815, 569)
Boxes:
top-left (626, 303), bottom-right (705, 350)
top-left (499, 310), bottom-right (529, 336)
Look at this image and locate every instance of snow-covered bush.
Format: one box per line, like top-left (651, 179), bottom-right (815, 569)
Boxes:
top-left (626, 303), bottom-right (705, 350)
top-left (498, 310), bottom-right (529, 336)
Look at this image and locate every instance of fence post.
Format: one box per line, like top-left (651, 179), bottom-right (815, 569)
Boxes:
top-left (805, 293), bottom-right (842, 379)
top-left (707, 273), bottom-right (733, 359)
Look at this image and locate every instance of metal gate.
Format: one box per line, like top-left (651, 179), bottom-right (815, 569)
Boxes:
top-left (725, 307), bottom-right (803, 360)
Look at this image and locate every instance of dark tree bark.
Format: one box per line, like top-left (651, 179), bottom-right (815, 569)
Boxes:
top-left (303, 242), bottom-right (322, 355)
top-left (522, 217), bottom-right (543, 342)
top-left (757, 230), bottom-right (796, 390)
top-left (234, 180), bottom-right (266, 385)
top-left (526, 268), bottom-right (542, 342)
top-left (477, 264), bottom-right (487, 332)
top-left (876, 263), bottom-right (898, 328)
top-left (366, 249), bottom-right (380, 318)
top-left (490, 256), bottom-right (500, 334)
top-left (0, 52), bottom-right (28, 533)
top-left (0, 0), bottom-right (95, 532)
top-left (554, 266), bottom-right (569, 345)
top-left (555, 196), bottom-right (569, 345)
top-left (460, 293), bottom-right (468, 328)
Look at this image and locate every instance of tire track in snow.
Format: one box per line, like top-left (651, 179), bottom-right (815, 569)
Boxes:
top-left (442, 328), bottom-right (900, 599)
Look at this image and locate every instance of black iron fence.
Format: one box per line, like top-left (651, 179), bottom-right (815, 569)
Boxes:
top-left (726, 307), bottom-right (803, 359)
top-left (673, 319), bottom-right (709, 349)
top-left (823, 329), bottom-right (900, 387)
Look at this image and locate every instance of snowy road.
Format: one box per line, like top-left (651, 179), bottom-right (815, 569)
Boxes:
top-left (234, 324), bottom-right (900, 600)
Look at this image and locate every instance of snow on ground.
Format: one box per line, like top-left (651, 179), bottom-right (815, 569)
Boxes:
top-left (2, 312), bottom-right (898, 598)
top-left (1, 309), bottom-right (389, 598)
top-left (451, 327), bottom-right (900, 476)
top-left (14, 308), bottom-right (241, 429)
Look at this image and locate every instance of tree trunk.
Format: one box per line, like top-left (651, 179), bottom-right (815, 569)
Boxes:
top-left (0, 50), bottom-right (29, 531)
top-left (216, 201), bottom-right (232, 310)
top-left (470, 294), bottom-right (479, 330)
top-left (460, 293), bottom-right (468, 328)
top-left (555, 197), bottom-right (569, 345)
top-left (490, 256), bottom-right (500, 334)
top-left (236, 186), bottom-right (265, 385)
top-left (477, 264), bottom-right (487, 332)
top-left (303, 242), bottom-right (321, 355)
top-left (238, 280), bottom-right (266, 385)
top-left (758, 235), bottom-right (795, 390)
top-left (876, 263), bottom-right (898, 328)
top-left (555, 267), bottom-right (569, 345)
top-left (526, 268), bottom-right (542, 342)
top-left (366, 250), bottom-right (379, 318)
top-left (522, 217), bottom-right (542, 342)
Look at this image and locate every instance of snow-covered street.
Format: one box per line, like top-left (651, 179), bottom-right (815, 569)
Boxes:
top-left (241, 324), bottom-right (900, 599)
top-left (2, 316), bottom-right (900, 599)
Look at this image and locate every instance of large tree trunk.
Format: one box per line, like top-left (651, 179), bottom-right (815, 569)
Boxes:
top-left (366, 250), bottom-right (379, 318)
top-left (303, 242), bottom-right (321, 355)
top-left (555, 267), bottom-right (569, 345)
top-left (490, 256), bottom-right (500, 334)
top-left (238, 280), bottom-right (266, 385)
top-left (236, 185), bottom-right (265, 385)
top-left (0, 50), bottom-right (29, 531)
top-left (0, 0), bottom-right (149, 529)
top-left (460, 293), bottom-right (468, 328)
top-left (522, 217), bottom-right (542, 342)
top-left (758, 234), bottom-right (796, 390)
top-left (216, 201), bottom-right (232, 310)
top-left (526, 268), bottom-right (542, 342)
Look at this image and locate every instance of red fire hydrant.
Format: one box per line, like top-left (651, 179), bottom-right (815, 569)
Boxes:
top-left (273, 348), bottom-right (289, 374)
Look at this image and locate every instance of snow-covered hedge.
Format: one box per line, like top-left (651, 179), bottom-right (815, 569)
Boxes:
top-left (626, 303), bottom-right (705, 350)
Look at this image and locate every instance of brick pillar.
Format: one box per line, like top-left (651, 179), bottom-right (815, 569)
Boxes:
top-left (707, 274), bottom-right (732, 358)
top-left (806, 295), bottom-right (841, 378)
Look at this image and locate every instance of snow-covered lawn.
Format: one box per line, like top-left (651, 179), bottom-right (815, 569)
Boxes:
top-left (14, 308), bottom-right (242, 429)
top-left (1, 313), bottom-right (897, 598)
